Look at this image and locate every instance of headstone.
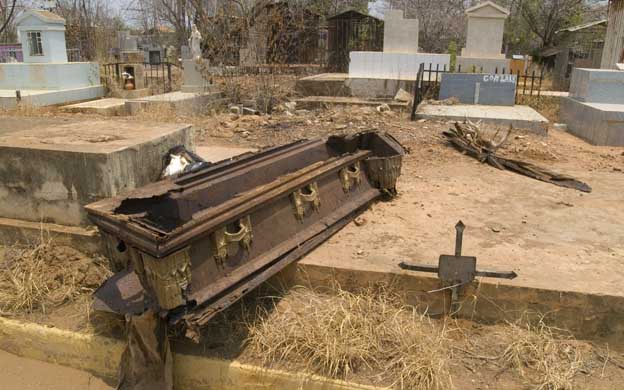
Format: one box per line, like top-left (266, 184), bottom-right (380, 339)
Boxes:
top-left (383, 10), bottom-right (419, 54)
top-left (439, 73), bottom-right (517, 106)
top-left (461, 2), bottom-right (509, 59)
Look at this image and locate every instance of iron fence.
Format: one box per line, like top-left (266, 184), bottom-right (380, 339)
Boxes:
top-left (102, 62), bottom-right (176, 94)
top-left (410, 62), bottom-right (545, 120)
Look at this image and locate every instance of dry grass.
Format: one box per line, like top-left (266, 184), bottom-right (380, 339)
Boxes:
top-left (516, 95), bottom-right (560, 123)
top-left (0, 236), bottom-right (111, 315)
top-left (246, 285), bottom-right (452, 390)
top-left (501, 316), bottom-right (585, 390)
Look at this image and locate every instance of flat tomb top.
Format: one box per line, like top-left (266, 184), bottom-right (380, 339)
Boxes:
top-left (135, 91), bottom-right (212, 102)
top-left (584, 102), bottom-right (624, 112)
top-left (63, 98), bottom-right (126, 109)
top-left (299, 73), bottom-right (348, 81)
top-left (418, 104), bottom-right (548, 122)
top-left (0, 117), bottom-right (191, 153)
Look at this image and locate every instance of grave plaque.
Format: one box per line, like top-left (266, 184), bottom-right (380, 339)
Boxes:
top-left (439, 73), bottom-right (517, 106)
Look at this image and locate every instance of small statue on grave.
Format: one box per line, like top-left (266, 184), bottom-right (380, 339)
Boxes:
top-left (189, 24), bottom-right (202, 61)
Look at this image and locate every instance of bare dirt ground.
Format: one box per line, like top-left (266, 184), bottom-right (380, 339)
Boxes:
top-left (0, 74), bottom-right (622, 389)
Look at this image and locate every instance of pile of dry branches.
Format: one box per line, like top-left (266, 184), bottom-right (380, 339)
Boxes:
top-left (443, 121), bottom-right (592, 193)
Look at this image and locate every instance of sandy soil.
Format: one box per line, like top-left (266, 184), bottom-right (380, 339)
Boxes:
top-left (186, 104), bottom-right (624, 298)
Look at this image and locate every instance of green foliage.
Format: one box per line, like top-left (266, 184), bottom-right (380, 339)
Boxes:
top-left (448, 40), bottom-right (457, 71)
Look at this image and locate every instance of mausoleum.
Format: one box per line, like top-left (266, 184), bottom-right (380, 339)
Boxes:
top-left (0, 9), bottom-right (103, 108)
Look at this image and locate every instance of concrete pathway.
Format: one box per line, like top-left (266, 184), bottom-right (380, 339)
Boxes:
top-left (0, 349), bottom-right (113, 390)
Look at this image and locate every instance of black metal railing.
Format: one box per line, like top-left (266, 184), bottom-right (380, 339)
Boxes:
top-left (410, 62), bottom-right (545, 120)
top-left (102, 61), bottom-right (176, 93)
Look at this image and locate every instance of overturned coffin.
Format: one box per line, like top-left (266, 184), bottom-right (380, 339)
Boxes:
top-left (86, 132), bottom-right (404, 339)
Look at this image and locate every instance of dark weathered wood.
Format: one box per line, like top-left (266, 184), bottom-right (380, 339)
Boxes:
top-left (443, 123), bottom-right (592, 193)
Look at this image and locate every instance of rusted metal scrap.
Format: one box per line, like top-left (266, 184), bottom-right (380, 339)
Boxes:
top-left (444, 122), bottom-right (592, 193)
top-left (86, 132), bottom-right (405, 340)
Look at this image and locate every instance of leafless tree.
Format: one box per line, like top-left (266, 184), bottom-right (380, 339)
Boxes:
top-left (389, 0), bottom-right (466, 53)
top-left (519, 0), bottom-right (586, 49)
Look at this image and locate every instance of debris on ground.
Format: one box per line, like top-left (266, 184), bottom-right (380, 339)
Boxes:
top-left (423, 97), bottom-right (460, 106)
top-left (377, 103), bottom-right (391, 113)
top-left (160, 145), bottom-right (210, 179)
top-left (394, 88), bottom-right (413, 103)
top-left (443, 122), bottom-right (592, 192)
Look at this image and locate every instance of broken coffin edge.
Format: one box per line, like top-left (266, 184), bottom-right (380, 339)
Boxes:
top-left (0, 316), bottom-right (382, 390)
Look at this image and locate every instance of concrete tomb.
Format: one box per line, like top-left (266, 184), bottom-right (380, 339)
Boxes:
top-left (0, 9), bottom-right (104, 108)
top-left (457, 2), bottom-right (510, 74)
top-left (439, 73), bottom-right (517, 106)
top-left (560, 68), bottom-right (624, 146)
top-left (348, 9), bottom-right (450, 95)
top-left (0, 118), bottom-right (194, 228)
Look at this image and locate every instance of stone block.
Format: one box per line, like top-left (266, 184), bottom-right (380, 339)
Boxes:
top-left (560, 97), bottom-right (624, 146)
top-left (349, 51), bottom-right (450, 80)
top-left (182, 59), bottom-right (213, 93)
top-left (569, 68), bottom-right (624, 104)
top-left (0, 118), bottom-right (194, 226)
top-left (440, 73), bottom-right (517, 106)
top-left (61, 98), bottom-right (127, 116)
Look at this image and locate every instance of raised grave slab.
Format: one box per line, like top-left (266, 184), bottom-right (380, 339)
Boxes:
top-left (126, 91), bottom-right (225, 115)
top-left (0, 118), bottom-right (193, 226)
top-left (440, 73), bottom-right (517, 106)
top-left (560, 98), bottom-right (624, 146)
top-left (0, 86), bottom-right (104, 109)
top-left (569, 68), bottom-right (624, 104)
top-left (62, 98), bottom-right (127, 116)
top-left (416, 104), bottom-right (548, 134)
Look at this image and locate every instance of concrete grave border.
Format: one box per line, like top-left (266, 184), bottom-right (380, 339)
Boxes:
top-left (0, 316), bottom-right (382, 390)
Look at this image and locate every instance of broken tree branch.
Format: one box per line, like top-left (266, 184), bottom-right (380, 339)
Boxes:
top-left (443, 122), bottom-right (592, 193)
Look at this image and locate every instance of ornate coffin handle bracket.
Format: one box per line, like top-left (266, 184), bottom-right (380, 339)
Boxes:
top-left (214, 216), bottom-right (253, 265)
top-left (340, 162), bottom-right (362, 193)
top-left (141, 248), bottom-right (192, 310)
top-left (291, 182), bottom-right (321, 222)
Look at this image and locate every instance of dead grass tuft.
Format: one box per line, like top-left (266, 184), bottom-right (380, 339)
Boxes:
top-left (502, 316), bottom-right (585, 390)
top-left (0, 236), bottom-right (111, 315)
top-left (246, 285), bottom-right (452, 390)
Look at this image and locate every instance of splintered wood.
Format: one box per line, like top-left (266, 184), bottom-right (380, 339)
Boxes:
top-left (443, 121), bottom-right (592, 193)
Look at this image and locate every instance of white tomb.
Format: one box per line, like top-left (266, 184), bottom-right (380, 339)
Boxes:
top-left (457, 1), bottom-right (510, 74)
top-left (349, 10), bottom-right (450, 81)
top-left (0, 9), bottom-right (103, 108)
